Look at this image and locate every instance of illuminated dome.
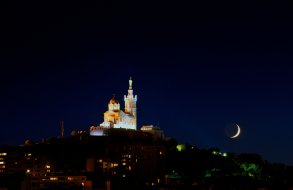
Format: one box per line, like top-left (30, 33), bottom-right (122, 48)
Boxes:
top-left (108, 95), bottom-right (120, 111)
top-left (109, 96), bottom-right (119, 104)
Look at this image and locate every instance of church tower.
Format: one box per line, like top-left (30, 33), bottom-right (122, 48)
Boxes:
top-left (124, 77), bottom-right (137, 128)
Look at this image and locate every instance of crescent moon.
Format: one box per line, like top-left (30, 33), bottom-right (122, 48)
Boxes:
top-left (230, 124), bottom-right (241, 139)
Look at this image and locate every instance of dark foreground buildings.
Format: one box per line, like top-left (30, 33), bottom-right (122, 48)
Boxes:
top-left (0, 128), bottom-right (168, 190)
top-left (0, 129), bottom-right (293, 190)
top-left (1, 130), bottom-right (293, 190)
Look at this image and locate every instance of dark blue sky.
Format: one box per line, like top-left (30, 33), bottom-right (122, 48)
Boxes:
top-left (1, 0), bottom-right (293, 165)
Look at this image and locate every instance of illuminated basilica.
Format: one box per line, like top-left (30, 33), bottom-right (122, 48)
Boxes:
top-left (90, 78), bottom-right (137, 136)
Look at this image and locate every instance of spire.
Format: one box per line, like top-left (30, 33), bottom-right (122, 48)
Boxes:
top-left (129, 77), bottom-right (133, 90)
top-left (60, 120), bottom-right (64, 138)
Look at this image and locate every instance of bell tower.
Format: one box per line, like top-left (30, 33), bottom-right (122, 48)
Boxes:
top-left (124, 77), bottom-right (137, 128)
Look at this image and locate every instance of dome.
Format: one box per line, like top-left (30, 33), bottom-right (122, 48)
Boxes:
top-left (109, 96), bottom-right (119, 104)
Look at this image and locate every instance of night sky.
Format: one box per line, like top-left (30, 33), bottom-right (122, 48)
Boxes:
top-left (1, 1), bottom-right (293, 165)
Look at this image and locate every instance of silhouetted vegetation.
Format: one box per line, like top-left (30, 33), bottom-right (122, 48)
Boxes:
top-left (165, 143), bottom-right (293, 189)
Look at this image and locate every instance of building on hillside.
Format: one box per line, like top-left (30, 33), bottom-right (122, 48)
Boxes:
top-left (90, 77), bottom-right (137, 136)
top-left (141, 125), bottom-right (165, 139)
top-left (0, 77), bottom-right (169, 190)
